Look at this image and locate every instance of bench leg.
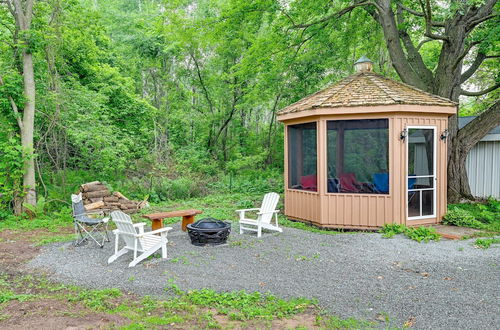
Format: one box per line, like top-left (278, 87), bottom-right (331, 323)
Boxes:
top-left (151, 218), bottom-right (164, 232)
top-left (182, 215), bottom-right (195, 231)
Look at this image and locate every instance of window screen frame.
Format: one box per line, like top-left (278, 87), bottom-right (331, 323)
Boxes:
top-left (286, 121), bottom-right (319, 193)
top-left (325, 118), bottom-right (390, 195)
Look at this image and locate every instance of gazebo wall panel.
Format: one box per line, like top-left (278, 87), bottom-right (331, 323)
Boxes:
top-left (284, 190), bottom-right (321, 223)
top-left (323, 194), bottom-right (392, 227)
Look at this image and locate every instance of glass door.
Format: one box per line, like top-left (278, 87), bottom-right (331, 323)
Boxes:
top-left (407, 127), bottom-right (436, 219)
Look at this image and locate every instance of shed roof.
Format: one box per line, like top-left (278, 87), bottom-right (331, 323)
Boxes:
top-left (459, 116), bottom-right (500, 142)
top-left (278, 71), bottom-right (456, 115)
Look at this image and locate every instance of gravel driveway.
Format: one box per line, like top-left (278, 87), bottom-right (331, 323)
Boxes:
top-left (29, 223), bottom-right (499, 329)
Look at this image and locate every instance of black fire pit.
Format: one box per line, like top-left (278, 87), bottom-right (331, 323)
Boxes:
top-left (186, 218), bottom-right (231, 246)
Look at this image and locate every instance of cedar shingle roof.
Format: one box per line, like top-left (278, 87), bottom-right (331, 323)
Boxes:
top-left (278, 71), bottom-right (456, 115)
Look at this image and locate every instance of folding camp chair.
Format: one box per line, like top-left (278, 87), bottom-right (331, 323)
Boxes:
top-left (72, 193), bottom-right (110, 248)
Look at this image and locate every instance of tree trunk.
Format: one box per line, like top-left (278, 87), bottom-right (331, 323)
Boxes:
top-left (447, 100), bottom-right (500, 202)
top-left (20, 50), bottom-right (37, 209)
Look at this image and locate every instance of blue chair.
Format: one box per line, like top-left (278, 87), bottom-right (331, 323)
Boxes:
top-left (373, 173), bottom-right (389, 193)
top-left (408, 176), bottom-right (417, 190)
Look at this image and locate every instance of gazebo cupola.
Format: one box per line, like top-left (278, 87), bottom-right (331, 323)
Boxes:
top-left (277, 57), bottom-right (456, 229)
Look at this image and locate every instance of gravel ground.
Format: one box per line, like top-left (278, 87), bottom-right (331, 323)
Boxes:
top-left (29, 222), bottom-right (499, 329)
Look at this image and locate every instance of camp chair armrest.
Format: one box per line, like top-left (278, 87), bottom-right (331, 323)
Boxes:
top-left (138, 227), bottom-right (172, 237)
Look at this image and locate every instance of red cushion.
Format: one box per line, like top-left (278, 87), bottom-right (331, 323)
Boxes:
top-left (300, 174), bottom-right (317, 191)
top-left (339, 173), bottom-right (359, 192)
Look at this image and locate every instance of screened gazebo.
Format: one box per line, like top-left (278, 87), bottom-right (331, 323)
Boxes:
top-left (277, 57), bottom-right (456, 229)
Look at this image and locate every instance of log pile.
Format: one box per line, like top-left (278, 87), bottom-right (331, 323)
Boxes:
top-left (79, 181), bottom-right (148, 214)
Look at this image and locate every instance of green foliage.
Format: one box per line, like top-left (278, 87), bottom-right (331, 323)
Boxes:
top-left (442, 208), bottom-right (485, 229)
top-left (68, 288), bottom-right (122, 311)
top-left (173, 288), bottom-right (313, 321)
top-left (474, 238), bottom-right (500, 249)
top-left (379, 223), bottom-right (406, 238)
top-left (445, 200), bottom-right (500, 232)
top-left (0, 136), bottom-right (28, 218)
top-left (379, 223), bottom-right (441, 242)
top-left (23, 196), bottom-right (47, 218)
top-left (0, 207), bottom-right (72, 232)
top-left (0, 290), bottom-right (33, 303)
top-left (404, 226), bottom-right (441, 243)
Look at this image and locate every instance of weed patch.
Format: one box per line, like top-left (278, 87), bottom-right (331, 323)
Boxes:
top-left (474, 238), bottom-right (500, 249)
top-left (445, 199), bottom-right (500, 233)
top-left (379, 224), bottom-right (440, 242)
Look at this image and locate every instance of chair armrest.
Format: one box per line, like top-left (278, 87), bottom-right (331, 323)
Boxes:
top-left (139, 227), bottom-right (173, 237)
top-left (133, 222), bottom-right (146, 228)
top-left (257, 210), bottom-right (280, 215)
top-left (235, 208), bottom-right (260, 213)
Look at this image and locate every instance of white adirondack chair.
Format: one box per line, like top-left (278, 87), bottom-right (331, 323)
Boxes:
top-left (108, 211), bottom-right (172, 267)
top-left (236, 192), bottom-right (282, 238)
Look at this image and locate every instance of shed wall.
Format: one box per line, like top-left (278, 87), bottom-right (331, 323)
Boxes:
top-left (466, 141), bottom-right (500, 198)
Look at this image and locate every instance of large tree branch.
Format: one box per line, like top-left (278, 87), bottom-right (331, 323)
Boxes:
top-left (467, 14), bottom-right (498, 31)
top-left (417, 0), bottom-right (449, 42)
top-left (373, 0), bottom-right (427, 90)
top-left (0, 74), bottom-right (24, 131)
top-left (396, 4), bottom-right (433, 84)
top-left (457, 100), bottom-right (500, 153)
top-left (452, 40), bottom-right (482, 71)
top-left (465, 0), bottom-right (498, 31)
top-left (460, 83), bottom-right (500, 96)
top-left (460, 52), bottom-right (486, 83)
top-left (292, 1), bottom-right (375, 28)
top-left (398, 3), bottom-right (445, 26)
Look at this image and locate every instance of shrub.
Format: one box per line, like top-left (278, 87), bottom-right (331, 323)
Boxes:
top-left (442, 208), bottom-right (484, 229)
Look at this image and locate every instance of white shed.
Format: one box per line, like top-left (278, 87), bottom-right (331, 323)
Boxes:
top-left (461, 116), bottom-right (500, 199)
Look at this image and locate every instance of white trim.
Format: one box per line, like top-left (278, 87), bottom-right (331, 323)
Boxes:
top-left (406, 126), bottom-right (437, 220)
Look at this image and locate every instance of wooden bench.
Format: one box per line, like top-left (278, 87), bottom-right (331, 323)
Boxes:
top-left (142, 209), bottom-right (203, 232)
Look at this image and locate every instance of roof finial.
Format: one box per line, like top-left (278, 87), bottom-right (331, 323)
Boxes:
top-left (354, 56), bottom-right (373, 73)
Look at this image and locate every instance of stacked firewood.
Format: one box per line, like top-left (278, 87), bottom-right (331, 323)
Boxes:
top-left (79, 181), bottom-right (148, 214)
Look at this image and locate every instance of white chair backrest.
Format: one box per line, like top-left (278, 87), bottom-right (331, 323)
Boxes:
top-left (258, 192), bottom-right (280, 224)
top-left (111, 211), bottom-right (142, 250)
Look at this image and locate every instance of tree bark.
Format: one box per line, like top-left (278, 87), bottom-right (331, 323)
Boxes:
top-left (448, 100), bottom-right (500, 202)
top-left (7, 0), bottom-right (37, 213)
top-left (21, 51), bottom-right (37, 208)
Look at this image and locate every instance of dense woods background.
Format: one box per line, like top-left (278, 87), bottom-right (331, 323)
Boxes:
top-left (0, 0), bottom-right (498, 217)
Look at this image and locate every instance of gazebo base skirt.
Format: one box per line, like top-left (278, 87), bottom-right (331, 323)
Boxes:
top-left (286, 216), bottom-right (440, 230)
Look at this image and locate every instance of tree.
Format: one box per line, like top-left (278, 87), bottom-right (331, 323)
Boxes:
top-left (291, 0), bottom-right (499, 202)
top-left (1, 0), bottom-right (37, 212)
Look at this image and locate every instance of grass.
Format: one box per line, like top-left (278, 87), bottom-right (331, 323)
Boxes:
top-left (0, 272), bottom-right (373, 329)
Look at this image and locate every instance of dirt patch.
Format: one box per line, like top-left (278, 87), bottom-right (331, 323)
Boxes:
top-left (0, 227), bottom-right (74, 270)
top-left (210, 308), bottom-right (320, 329)
top-left (0, 230), bottom-right (44, 270)
top-left (0, 228), bottom-right (130, 329)
top-left (0, 298), bottom-right (128, 329)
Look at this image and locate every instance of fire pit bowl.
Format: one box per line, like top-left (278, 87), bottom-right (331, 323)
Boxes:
top-left (186, 218), bottom-right (231, 246)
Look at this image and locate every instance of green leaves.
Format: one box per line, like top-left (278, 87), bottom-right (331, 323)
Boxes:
top-left (0, 136), bottom-right (27, 217)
